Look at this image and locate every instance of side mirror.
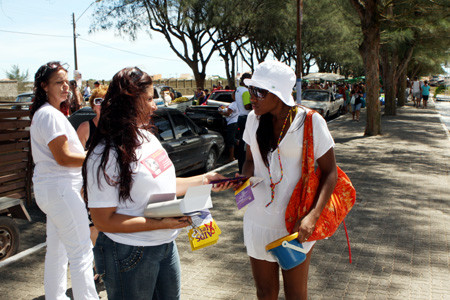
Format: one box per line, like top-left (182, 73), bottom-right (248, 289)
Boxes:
top-left (199, 126), bottom-right (209, 134)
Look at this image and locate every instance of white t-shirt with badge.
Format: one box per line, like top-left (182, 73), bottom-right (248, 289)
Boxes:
top-left (242, 108), bottom-right (335, 261)
top-left (30, 103), bottom-right (85, 185)
top-left (86, 130), bottom-right (179, 246)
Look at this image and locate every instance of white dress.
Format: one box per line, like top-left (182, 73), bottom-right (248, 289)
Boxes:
top-left (242, 108), bottom-right (335, 262)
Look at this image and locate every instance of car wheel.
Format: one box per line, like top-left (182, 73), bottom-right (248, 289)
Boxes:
top-left (0, 216), bottom-right (20, 261)
top-left (203, 148), bottom-right (217, 172)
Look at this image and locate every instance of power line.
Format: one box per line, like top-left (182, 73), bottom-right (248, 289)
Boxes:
top-left (77, 37), bottom-right (179, 62)
top-left (0, 29), bottom-right (180, 62)
top-left (0, 29), bottom-right (70, 38)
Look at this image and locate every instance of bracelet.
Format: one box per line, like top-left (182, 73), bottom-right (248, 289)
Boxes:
top-left (202, 174), bottom-right (207, 185)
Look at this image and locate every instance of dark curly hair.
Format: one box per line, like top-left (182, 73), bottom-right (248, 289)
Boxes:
top-left (82, 67), bottom-right (154, 203)
top-left (30, 61), bottom-right (68, 119)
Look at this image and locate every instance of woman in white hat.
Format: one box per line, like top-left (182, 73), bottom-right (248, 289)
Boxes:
top-left (240, 60), bottom-right (338, 299)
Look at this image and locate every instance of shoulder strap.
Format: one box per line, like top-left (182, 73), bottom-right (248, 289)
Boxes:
top-left (302, 110), bottom-right (316, 176)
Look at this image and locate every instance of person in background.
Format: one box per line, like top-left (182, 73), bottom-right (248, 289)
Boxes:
top-left (30, 61), bottom-right (99, 299)
top-left (69, 80), bottom-right (83, 114)
top-left (235, 73), bottom-right (252, 173)
top-left (60, 96), bottom-right (70, 116)
top-left (83, 81), bottom-right (91, 99)
top-left (77, 86), bottom-right (107, 149)
top-left (219, 91), bottom-right (239, 163)
top-left (83, 67), bottom-right (231, 299)
top-left (411, 76), bottom-right (422, 108)
top-left (421, 80), bottom-right (431, 108)
top-left (239, 60), bottom-right (337, 299)
top-left (89, 81), bottom-right (102, 104)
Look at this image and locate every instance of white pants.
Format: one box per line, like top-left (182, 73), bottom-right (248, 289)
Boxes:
top-left (34, 180), bottom-right (99, 300)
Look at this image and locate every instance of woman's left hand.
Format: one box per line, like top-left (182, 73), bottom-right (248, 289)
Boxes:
top-left (203, 172), bottom-right (234, 192)
top-left (294, 214), bottom-right (318, 243)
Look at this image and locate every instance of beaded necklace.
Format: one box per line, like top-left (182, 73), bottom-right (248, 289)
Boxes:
top-left (265, 106), bottom-right (297, 207)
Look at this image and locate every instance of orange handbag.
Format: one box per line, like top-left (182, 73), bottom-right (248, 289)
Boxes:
top-left (285, 110), bottom-right (356, 241)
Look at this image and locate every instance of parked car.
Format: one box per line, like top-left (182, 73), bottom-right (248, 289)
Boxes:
top-left (301, 89), bottom-right (344, 118)
top-left (184, 105), bottom-right (227, 137)
top-left (68, 107), bottom-right (224, 175)
top-left (203, 89), bottom-right (234, 106)
top-left (154, 84), bottom-right (182, 106)
top-left (11, 92), bottom-right (34, 109)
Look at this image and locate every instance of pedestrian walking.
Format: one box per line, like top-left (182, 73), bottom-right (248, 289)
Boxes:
top-left (218, 91), bottom-right (239, 163)
top-left (239, 60), bottom-right (337, 299)
top-left (30, 61), bottom-right (99, 300)
top-left (235, 73), bottom-right (252, 173)
top-left (421, 80), bottom-right (431, 108)
top-left (82, 67), bottom-right (231, 299)
top-left (411, 76), bottom-right (422, 108)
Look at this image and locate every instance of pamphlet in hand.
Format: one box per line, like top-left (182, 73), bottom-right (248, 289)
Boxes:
top-left (144, 184), bottom-right (213, 218)
top-left (234, 177), bottom-right (264, 210)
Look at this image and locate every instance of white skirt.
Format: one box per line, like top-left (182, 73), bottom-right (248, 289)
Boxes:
top-left (243, 202), bottom-right (316, 262)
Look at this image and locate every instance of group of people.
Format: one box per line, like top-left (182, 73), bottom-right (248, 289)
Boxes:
top-left (30, 60), bottom-right (338, 300)
top-left (410, 76), bottom-right (431, 108)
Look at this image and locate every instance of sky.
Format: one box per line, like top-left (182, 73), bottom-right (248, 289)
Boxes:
top-left (0, 0), bottom-right (235, 82)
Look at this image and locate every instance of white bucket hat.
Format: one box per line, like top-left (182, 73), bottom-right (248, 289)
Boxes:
top-left (244, 60), bottom-right (296, 106)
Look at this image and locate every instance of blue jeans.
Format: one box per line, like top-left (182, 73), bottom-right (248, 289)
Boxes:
top-left (94, 232), bottom-right (181, 300)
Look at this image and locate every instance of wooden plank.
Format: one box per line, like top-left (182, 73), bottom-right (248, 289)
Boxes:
top-left (0, 172), bottom-right (27, 184)
top-left (0, 110), bottom-right (30, 119)
top-left (0, 141), bottom-right (29, 153)
top-left (0, 188), bottom-right (26, 199)
top-left (0, 151), bottom-right (29, 165)
top-left (0, 130), bottom-right (29, 141)
top-left (0, 162), bottom-right (27, 174)
top-left (0, 119), bottom-right (31, 130)
top-left (0, 181), bottom-right (26, 194)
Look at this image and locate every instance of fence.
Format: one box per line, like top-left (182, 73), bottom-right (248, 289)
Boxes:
top-left (0, 106), bottom-right (33, 205)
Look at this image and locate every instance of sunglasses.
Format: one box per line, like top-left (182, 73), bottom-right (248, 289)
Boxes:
top-left (248, 86), bottom-right (269, 100)
top-left (36, 62), bottom-right (69, 80)
top-left (93, 98), bottom-right (104, 105)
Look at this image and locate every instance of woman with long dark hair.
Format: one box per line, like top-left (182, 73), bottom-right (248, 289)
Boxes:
top-left (83, 67), bottom-right (230, 299)
top-left (240, 61), bottom-right (337, 299)
top-left (30, 61), bottom-right (99, 299)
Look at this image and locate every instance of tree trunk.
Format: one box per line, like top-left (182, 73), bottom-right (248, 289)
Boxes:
top-left (397, 70), bottom-right (407, 107)
top-left (355, 0), bottom-right (381, 136)
top-left (381, 47), bottom-right (397, 116)
top-left (190, 62), bottom-right (206, 89)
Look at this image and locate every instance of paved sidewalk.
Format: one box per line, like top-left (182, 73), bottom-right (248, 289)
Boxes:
top-left (0, 101), bottom-right (449, 299)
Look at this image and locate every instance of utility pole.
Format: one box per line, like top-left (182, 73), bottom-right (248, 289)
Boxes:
top-left (296, 0), bottom-right (303, 104)
top-left (72, 13), bottom-right (78, 71)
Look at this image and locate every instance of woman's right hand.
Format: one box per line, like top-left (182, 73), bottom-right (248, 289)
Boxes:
top-left (158, 216), bottom-right (191, 229)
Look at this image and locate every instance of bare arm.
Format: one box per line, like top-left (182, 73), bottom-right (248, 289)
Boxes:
top-left (48, 135), bottom-right (85, 167)
top-left (241, 144), bottom-right (254, 177)
top-left (176, 172), bottom-right (232, 197)
top-left (295, 147), bottom-right (338, 241)
top-left (76, 121), bottom-right (89, 148)
top-left (90, 207), bottom-right (190, 233)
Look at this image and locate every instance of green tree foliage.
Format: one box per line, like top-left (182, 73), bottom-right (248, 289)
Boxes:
top-left (92, 0), bottom-right (224, 89)
top-left (6, 65), bottom-right (29, 93)
top-left (380, 0), bottom-right (450, 115)
top-left (6, 65), bottom-right (29, 82)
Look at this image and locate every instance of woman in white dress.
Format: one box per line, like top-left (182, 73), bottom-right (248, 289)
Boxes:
top-left (240, 61), bottom-right (338, 299)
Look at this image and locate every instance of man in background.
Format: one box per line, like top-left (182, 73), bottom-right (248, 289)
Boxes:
top-left (235, 73), bottom-right (252, 172)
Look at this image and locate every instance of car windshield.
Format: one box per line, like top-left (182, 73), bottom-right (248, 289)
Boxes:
top-left (302, 91), bottom-right (328, 102)
top-left (209, 91), bottom-right (233, 103)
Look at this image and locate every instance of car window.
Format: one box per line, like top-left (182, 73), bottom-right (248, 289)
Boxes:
top-left (154, 88), bottom-right (159, 99)
top-left (210, 92), bottom-right (233, 103)
top-left (152, 114), bottom-right (174, 141)
top-left (302, 91), bottom-right (328, 101)
top-left (170, 112), bottom-right (195, 139)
